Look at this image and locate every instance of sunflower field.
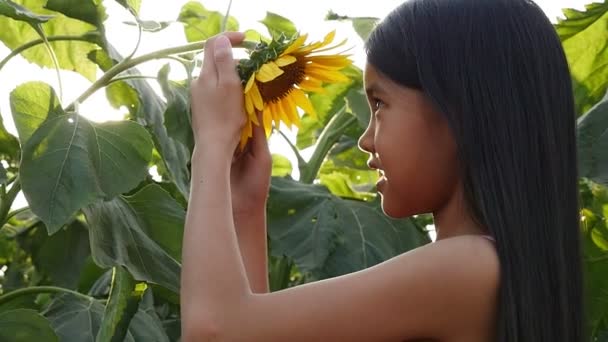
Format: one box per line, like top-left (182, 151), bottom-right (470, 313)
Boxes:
top-left (0, 0), bottom-right (607, 341)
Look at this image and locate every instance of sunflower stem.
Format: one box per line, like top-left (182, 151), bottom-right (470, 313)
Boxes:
top-left (277, 130), bottom-right (306, 171)
top-left (0, 286), bottom-right (91, 305)
top-left (0, 32), bottom-right (101, 74)
top-left (300, 107), bottom-right (356, 184)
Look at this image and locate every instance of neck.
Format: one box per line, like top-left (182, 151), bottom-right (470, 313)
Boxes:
top-left (433, 182), bottom-right (485, 241)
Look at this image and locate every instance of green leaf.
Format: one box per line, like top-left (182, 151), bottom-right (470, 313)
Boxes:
top-left (124, 19), bottom-right (172, 33)
top-left (158, 64), bottom-right (193, 153)
top-left (578, 91), bottom-right (608, 186)
top-left (114, 0), bottom-right (141, 15)
top-left (90, 47), bottom-right (191, 198)
top-left (267, 177), bottom-right (430, 279)
top-left (44, 0), bottom-right (107, 31)
top-left (9, 82), bottom-right (63, 145)
top-left (29, 220), bottom-right (91, 289)
top-left (44, 292), bottom-right (169, 342)
top-left (0, 309), bottom-right (58, 342)
top-left (260, 12), bottom-right (297, 40)
top-left (271, 153), bottom-right (292, 177)
top-left (579, 180), bottom-right (608, 337)
top-left (12, 82), bottom-right (154, 233)
top-left (0, 0), bottom-right (53, 25)
top-left (82, 184), bottom-right (185, 293)
top-left (177, 1), bottom-right (238, 42)
top-left (96, 267), bottom-right (144, 342)
top-left (555, 2), bottom-right (608, 115)
top-left (0, 111), bottom-right (20, 161)
top-left (0, 0), bottom-right (103, 81)
top-left (319, 159), bottom-right (377, 200)
top-left (351, 17), bottom-right (378, 41)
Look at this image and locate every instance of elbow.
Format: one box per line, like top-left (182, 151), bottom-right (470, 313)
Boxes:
top-left (182, 313), bottom-right (224, 342)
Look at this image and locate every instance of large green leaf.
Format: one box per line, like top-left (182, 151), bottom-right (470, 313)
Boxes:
top-left (11, 82), bottom-right (154, 234)
top-left (260, 12), bottom-right (297, 40)
top-left (90, 47), bottom-right (191, 198)
top-left (82, 184), bottom-right (184, 293)
top-left (0, 0), bottom-right (53, 24)
top-left (28, 220), bottom-right (91, 289)
top-left (0, 309), bottom-right (58, 342)
top-left (0, 0), bottom-right (103, 81)
top-left (555, 2), bottom-right (608, 115)
top-left (267, 177), bottom-right (430, 279)
top-left (44, 292), bottom-right (169, 342)
top-left (44, 0), bottom-right (106, 31)
top-left (578, 91), bottom-right (608, 186)
top-left (579, 180), bottom-right (608, 338)
top-left (158, 64), bottom-right (193, 153)
top-left (177, 1), bottom-right (238, 42)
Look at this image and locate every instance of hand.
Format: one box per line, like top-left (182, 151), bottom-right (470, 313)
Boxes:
top-left (230, 112), bottom-right (272, 218)
top-left (190, 32), bottom-right (246, 157)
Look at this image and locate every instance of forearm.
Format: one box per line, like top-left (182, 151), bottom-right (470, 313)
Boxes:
top-left (181, 151), bottom-right (251, 329)
top-left (234, 210), bottom-right (270, 293)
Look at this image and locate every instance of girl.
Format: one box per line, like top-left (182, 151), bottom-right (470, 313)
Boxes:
top-left (181, 0), bottom-right (584, 340)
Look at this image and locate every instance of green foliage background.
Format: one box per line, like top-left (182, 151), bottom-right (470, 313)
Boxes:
top-left (0, 0), bottom-right (606, 341)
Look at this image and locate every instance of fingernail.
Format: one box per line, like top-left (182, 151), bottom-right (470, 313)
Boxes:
top-left (214, 35), bottom-right (231, 53)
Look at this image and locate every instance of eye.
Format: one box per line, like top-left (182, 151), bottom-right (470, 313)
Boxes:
top-left (373, 98), bottom-right (384, 111)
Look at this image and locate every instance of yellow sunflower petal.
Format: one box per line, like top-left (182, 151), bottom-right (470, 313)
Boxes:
top-left (304, 38), bottom-right (349, 55)
top-left (298, 77), bottom-right (325, 93)
top-left (291, 88), bottom-right (317, 119)
top-left (263, 105), bottom-right (273, 137)
top-left (281, 34), bottom-right (308, 56)
top-left (250, 81), bottom-right (264, 111)
top-left (283, 93), bottom-right (301, 127)
top-left (270, 102), bottom-right (281, 128)
top-left (249, 107), bottom-right (260, 125)
top-left (245, 93), bottom-right (254, 116)
top-left (275, 55), bottom-right (297, 67)
top-left (307, 55), bottom-right (352, 69)
top-left (256, 62), bottom-right (284, 83)
top-left (245, 74), bottom-right (256, 93)
top-left (278, 98), bottom-right (292, 129)
top-left (297, 30), bottom-right (336, 54)
top-left (239, 120), bottom-right (252, 150)
top-left (306, 66), bottom-right (350, 83)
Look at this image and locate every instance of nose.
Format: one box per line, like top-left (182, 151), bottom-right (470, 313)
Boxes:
top-left (358, 124), bottom-right (374, 154)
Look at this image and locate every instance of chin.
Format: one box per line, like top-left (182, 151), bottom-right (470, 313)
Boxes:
top-left (379, 195), bottom-right (411, 219)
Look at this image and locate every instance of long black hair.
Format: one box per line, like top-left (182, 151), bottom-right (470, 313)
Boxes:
top-left (365, 0), bottom-right (584, 341)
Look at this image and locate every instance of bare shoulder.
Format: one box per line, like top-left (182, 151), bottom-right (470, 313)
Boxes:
top-left (404, 234), bottom-right (500, 336)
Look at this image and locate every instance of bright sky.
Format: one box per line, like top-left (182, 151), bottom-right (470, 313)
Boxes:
top-left (0, 0), bottom-right (592, 208)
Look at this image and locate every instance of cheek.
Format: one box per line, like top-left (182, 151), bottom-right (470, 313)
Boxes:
top-left (376, 116), bottom-right (459, 217)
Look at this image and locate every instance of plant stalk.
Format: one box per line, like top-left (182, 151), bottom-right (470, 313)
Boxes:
top-left (0, 33), bottom-right (100, 73)
top-left (0, 286), bottom-right (91, 306)
top-left (299, 107), bottom-right (356, 184)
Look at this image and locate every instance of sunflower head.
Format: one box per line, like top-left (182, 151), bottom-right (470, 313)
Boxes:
top-left (236, 31), bottom-right (352, 150)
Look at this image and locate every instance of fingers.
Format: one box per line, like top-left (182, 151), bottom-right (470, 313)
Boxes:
top-left (199, 32), bottom-right (245, 84)
top-left (213, 35), bottom-right (240, 87)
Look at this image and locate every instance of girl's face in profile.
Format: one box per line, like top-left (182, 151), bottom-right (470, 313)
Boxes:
top-left (358, 63), bottom-right (460, 218)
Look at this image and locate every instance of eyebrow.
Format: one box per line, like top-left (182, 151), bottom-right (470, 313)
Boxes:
top-left (365, 83), bottom-right (388, 96)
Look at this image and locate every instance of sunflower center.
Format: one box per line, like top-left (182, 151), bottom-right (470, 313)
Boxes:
top-left (258, 58), bottom-right (306, 103)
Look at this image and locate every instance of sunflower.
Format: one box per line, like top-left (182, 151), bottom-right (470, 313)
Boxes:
top-left (238, 31), bottom-right (352, 149)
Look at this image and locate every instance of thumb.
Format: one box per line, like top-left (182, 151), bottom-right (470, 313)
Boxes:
top-left (214, 35), bottom-right (239, 86)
